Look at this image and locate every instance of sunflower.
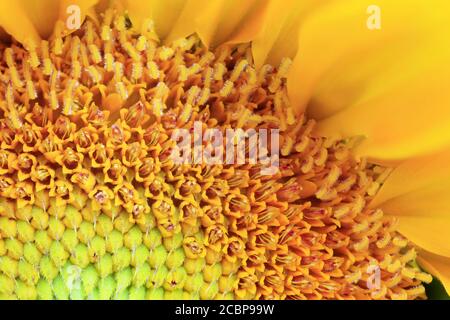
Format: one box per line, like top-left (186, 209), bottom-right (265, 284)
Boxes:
top-left (0, 0), bottom-right (449, 300)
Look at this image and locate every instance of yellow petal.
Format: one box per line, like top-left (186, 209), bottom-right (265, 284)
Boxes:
top-left (59, 0), bottom-right (100, 33)
top-left (251, 0), bottom-right (321, 69)
top-left (417, 250), bottom-right (450, 295)
top-left (22, 0), bottom-right (62, 38)
top-left (166, 0), bottom-right (268, 47)
top-left (288, 0), bottom-right (450, 161)
top-left (223, 0), bottom-right (269, 47)
top-left (371, 149), bottom-right (450, 257)
top-left (119, 0), bottom-right (186, 41)
top-left (0, 26), bottom-right (11, 42)
top-left (0, 2), bottom-right (41, 45)
top-left (0, 0), bottom-right (98, 46)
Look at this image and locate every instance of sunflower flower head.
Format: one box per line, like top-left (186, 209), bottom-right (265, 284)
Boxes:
top-left (0, 0), bottom-right (448, 301)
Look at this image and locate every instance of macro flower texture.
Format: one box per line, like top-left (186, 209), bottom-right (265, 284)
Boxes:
top-left (0, 0), bottom-right (449, 301)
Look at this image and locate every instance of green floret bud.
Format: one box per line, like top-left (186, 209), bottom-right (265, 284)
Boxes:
top-left (96, 215), bottom-right (114, 237)
top-left (146, 287), bottom-right (165, 300)
top-left (81, 265), bottom-right (99, 295)
top-left (70, 280), bottom-right (86, 300)
top-left (147, 265), bottom-right (168, 288)
top-left (115, 267), bottom-right (133, 291)
top-left (23, 242), bottom-right (42, 266)
top-left (163, 232), bottom-right (184, 251)
top-left (203, 263), bottom-right (222, 282)
top-left (79, 221), bottom-right (95, 244)
top-left (112, 246), bottom-right (131, 271)
top-left (97, 253), bottom-right (113, 278)
top-left (132, 244), bottom-right (149, 267)
top-left (52, 275), bottom-right (69, 300)
top-left (129, 286), bottom-right (146, 300)
top-left (71, 243), bottom-right (90, 268)
top-left (48, 217), bottom-right (65, 240)
top-left (49, 241), bottom-right (69, 268)
top-left (61, 229), bottom-right (79, 252)
top-left (132, 263), bottom-right (151, 287)
top-left (5, 238), bottom-right (23, 260)
top-left (16, 280), bottom-right (37, 300)
top-left (148, 245), bottom-right (167, 268)
top-left (39, 256), bottom-right (58, 280)
top-left (18, 259), bottom-right (39, 285)
top-left (0, 256), bottom-right (18, 278)
top-left (16, 220), bottom-right (35, 243)
top-left (0, 217), bottom-right (16, 238)
top-left (143, 228), bottom-right (162, 249)
top-left (184, 273), bottom-right (204, 293)
top-left (164, 289), bottom-right (185, 300)
top-left (36, 279), bottom-right (53, 300)
top-left (88, 236), bottom-right (106, 261)
top-left (0, 274), bottom-right (14, 295)
top-left (166, 247), bottom-right (185, 270)
top-left (35, 230), bottom-right (52, 254)
top-left (114, 288), bottom-right (129, 300)
top-left (124, 226), bottom-right (143, 249)
top-left (98, 275), bottom-right (116, 300)
top-left (88, 288), bottom-right (100, 300)
top-left (106, 229), bottom-right (123, 253)
top-left (200, 281), bottom-right (219, 300)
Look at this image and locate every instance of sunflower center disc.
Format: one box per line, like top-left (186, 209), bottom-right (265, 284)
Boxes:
top-left (0, 10), bottom-right (430, 300)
